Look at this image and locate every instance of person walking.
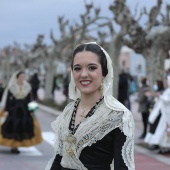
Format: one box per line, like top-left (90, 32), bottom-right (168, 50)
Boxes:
top-left (0, 71), bottom-right (42, 154)
top-left (118, 70), bottom-right (130, 109)
top-left (145, 77), bottom-right (170, 153)
top-left (30, 72), bottom-right (40, 101)
top-left (137, 77), bottom-right (150, 139)
top-left (144, 80), bottom-right (164, 150)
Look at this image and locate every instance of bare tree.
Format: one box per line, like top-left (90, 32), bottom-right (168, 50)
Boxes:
top-left (99, 0), bottom-right (170, 95)
top-left (2, 0), bottom-right (169, 100)
top-left (124, 0), bottom-right (170, 86)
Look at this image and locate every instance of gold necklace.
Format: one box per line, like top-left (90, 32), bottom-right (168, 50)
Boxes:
top-left (79, 102), bottom-right (89, 122)
top-left (79, 109), bottom-right (86, 122)
top-left (79, 96), bottom-right (103, 122)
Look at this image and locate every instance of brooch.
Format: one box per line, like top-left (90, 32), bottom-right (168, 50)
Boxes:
top-left (66, 146), bottom-right (74, 157)
top-left (66, 134), bottom-right (77, 144)
top-left (65, 134), bottom-right (77, 157)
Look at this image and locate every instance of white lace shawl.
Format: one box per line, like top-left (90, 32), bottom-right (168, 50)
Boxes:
top-left (45, 101), bottom-right (135, 170)
top-left (0, 71), bottom-right (31, 110)
top-left (9, 81), bottom-right (31, 99)
top-left (45, 42), bottom-right (135, 170)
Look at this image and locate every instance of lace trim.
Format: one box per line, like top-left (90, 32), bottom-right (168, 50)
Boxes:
top-left (122, 137), bottom-right (135, 170)
top-left (122, 110), bottom-right (135, 137)
top-left (9, 82), bottom-right (31, 99)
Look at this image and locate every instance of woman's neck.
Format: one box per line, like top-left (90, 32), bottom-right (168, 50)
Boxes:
top-left (17, 81), bottom-right (23, 86)
top-left (80, 92), bottom-right (102, 109)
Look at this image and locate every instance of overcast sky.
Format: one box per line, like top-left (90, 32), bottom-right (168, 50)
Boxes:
top-left (0, 0), bottom-right (168, 48)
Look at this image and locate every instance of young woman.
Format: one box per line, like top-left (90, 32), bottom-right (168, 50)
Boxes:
top-left (0, 71), bottom-right (42, 153)
top-left (46, 42), bottom-right (135, 170)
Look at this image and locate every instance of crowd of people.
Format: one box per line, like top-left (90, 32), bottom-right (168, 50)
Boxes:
top-left (117, 67), bottom-right (170, 155)
top-left (136, 71), bottom-right (170, 154)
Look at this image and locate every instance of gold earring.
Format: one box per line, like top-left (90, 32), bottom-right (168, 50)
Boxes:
top-left (100, 82), bottom-right (103, 95)
top-left (75, 86), bottom-right (77, 94)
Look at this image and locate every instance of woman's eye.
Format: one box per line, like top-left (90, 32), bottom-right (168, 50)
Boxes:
top-left (89, 66), bottom-right (97, 70)
top-left (74, 67), bottom-right (81, 71)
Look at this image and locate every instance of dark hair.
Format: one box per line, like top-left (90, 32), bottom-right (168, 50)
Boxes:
top-left (141, 77), bottom-right (147, 85)
top-left (156, 80), bottom-right (164, 91)
top-left (71, 44), bottom-right (108, 77)
top-left (16, 71), bottom-right (24, 78)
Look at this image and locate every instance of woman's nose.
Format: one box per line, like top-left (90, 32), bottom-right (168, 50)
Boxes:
top-left (81, 69), bottom-right (88, 77)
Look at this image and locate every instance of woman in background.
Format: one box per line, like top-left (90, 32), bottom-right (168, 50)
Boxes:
top-left (145, 77), bottom-right (170, 153)
top-left (0, 71), bottom-right (42, 154)
top-left (137, 77), bottom-right (150, 139)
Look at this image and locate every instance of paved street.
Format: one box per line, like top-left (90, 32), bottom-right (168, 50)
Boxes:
top-left (0, 94), bottom-right (170, 170)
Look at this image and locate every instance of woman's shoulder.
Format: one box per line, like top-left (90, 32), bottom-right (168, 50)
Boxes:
top-left (9, 83), bottom-right (17, 93)
top-left (7, 86), bottom-right (15, 97)
top-left (109, 108), bottom-right (131, 122)
top-left (110, 107), bottom-right (134, 137)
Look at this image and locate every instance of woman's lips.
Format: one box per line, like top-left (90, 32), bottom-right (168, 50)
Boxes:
top-left (80, 80), bottom-right (91, 86)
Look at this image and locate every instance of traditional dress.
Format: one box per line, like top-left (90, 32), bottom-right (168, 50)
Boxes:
top-left (45, 42), bottom-right (135, 170)
top-left (145, 78), bottom-right (170, 147)
top-left (0, 73), bottom-right (42, 147)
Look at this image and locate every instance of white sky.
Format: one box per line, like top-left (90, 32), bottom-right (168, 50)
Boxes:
top-left (0, 0), bottom-right (169, 48)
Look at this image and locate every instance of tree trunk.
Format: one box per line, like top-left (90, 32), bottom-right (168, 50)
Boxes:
top-left (109, 34), bottom-right (122, 98)
top-left (44, 55), bottom-right (55, 99)
top-left (146, 46), bottom-right (166, 88)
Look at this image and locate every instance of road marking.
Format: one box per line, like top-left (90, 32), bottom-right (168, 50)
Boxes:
top-left (42, 131), bottom-right (55, 146)
top-left (14, 131), bottom-right (55, 156)
top-left (19, 146), bottom-right (42, 156)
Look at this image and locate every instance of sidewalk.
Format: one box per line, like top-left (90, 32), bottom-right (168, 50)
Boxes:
top-left (39, 94), bottom-right (170, 169)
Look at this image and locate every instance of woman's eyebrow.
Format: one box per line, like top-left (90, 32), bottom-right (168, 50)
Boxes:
top-left (88, 63), bottom-right (98, 66)
top-left (73, 63), bottom-right (98, 67)
top-left (73, 64), bottom-right (80, 67)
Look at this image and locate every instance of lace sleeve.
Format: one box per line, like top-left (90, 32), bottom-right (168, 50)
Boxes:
top-left (121, 136), bottom-right (135, 170)
top-left (121, 111), bottom-right (135, 170)
top-left (112, 128), bottom-right (134, 170)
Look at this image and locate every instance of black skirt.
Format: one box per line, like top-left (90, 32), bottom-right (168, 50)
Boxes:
top-left (2, 100), bottom-right (34, 141)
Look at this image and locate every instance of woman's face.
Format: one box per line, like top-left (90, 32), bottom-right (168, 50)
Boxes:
top-left (17, 73), bottom-right (25, 84)
top-left (73, 51), bottom-right (103, 96)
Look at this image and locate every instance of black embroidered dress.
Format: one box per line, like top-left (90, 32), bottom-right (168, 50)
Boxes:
top-left (50, 98), bottom-right (128, 170)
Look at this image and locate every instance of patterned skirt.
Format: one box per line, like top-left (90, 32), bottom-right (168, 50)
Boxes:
top-left (0, 108), bottom-right (42, 147)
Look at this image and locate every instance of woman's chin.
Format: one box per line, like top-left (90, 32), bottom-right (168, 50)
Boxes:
top-left (80, 91), bottom-right (92, 95)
